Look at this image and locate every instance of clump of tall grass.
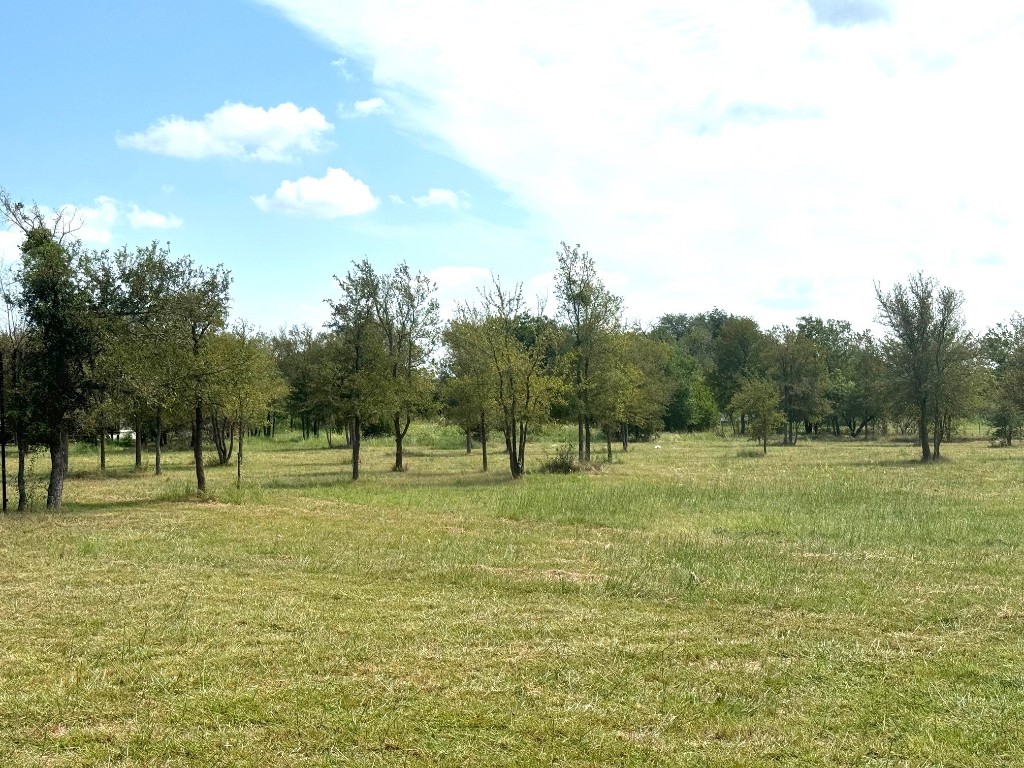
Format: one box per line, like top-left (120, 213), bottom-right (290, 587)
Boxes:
top-left (541, 443), bottom-right (580, 474)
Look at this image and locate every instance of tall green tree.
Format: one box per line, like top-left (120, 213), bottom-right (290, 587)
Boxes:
top-left (476, 277), bottom-right (558, 478)
top-left (442, 314), bottom-right (497, 470)
top-left (729, 377), bottom-right (784, 454)
top-left (771, 328), bottom-right (827, 445)
top-left (362, 260), bottom-right (440, 472)
top-left (168, 260), bottom-right (231, 492)
top-left (713, 316), bottom-right (769, 433)
top-left (329, 263), bottom-right (389, 480)
top-left (875, 272), bottom-right (973, 461)
top-left (554, 242), bottom-right (623, 463)
top-left (17, 228), bottom-right (104, 508)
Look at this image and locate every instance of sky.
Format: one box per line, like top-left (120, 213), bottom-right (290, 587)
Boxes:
top-left (2, 0), bottom-right (1022, 335)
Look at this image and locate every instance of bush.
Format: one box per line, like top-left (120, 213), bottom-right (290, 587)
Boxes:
top-left (541, 444), bottom-right (579, 474)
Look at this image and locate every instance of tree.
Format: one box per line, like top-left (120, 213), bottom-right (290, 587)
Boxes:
top-left (16, 228), bottom-right (103, 508)
top-left (363, 260), bottom-right (440, 472)
top-left (166, 260), bottom-right (231, 492)
top-left (875, 272), bottom-right (973, 461)
top-left (595, 330), bottom-right (674, 456)
top-left (713, 316), bottom-right (769, 433)
top-left (729, 378), bottom-right (784, 454)
top-left (554, 243), bottom-right (623, 463)
top-left (206, 326), bottom-right (288, 487)
top-left (771, 328), bottom-right (827, 445)
top-left (475, 277), bottom-right (557, 478)
top-left (442, 315), bottom-right (497, 470)
top-left (329, 264), bottom-right (389, 480)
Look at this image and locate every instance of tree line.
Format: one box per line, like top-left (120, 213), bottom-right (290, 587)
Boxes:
top-left (0, 191), bottom-right (285, 509)
top-left (4, 188), bottom-right (1023, 509)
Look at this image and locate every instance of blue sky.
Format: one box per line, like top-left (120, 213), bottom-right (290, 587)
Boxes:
top-left (2, 0), bottom-right (1022, 334)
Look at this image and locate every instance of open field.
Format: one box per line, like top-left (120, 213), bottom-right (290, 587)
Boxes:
top-left (2, 429), bottom-right (1023, 766)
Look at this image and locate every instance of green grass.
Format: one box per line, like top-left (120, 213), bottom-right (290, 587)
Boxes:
top-left (2, 427), bottom-right (1023, 766)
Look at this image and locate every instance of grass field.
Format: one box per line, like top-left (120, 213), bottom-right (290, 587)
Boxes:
top-left (1, 427), bottom-right (1022, 766)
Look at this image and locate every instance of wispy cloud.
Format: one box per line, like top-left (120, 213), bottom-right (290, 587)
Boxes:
top-left (118, 102), bottom-right (333, 162)
top-left (253, 167), bottom-right (378, 217)
top-left (259, 0), bottom-right (1024, 330)
top-left (127, 205), bottom-right (183, 230)
top-left (413, 188), bottom-right (464, 210)
top-left (3, 196), bottom-right (184, 247)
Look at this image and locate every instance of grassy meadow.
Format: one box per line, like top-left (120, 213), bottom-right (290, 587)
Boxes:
top-left (1, 427), bottom-right (1023, 766)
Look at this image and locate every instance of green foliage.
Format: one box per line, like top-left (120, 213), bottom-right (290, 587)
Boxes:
top-left (729, 377), bottom-right (785, 453)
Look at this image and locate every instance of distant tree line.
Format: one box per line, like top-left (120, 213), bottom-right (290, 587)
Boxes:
top-left (5, 186), bottom-right (1024, 508)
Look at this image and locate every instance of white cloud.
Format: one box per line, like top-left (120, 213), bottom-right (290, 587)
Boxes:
top-left (128, 205), bottom-right (183, 230)
top-left (253, 167), bottom-right (378, 217)
top-left (73, 196), bottom-right (119, 244)
top-left (3, 197), bottom-right (183, 248)
top-left (260, 0), bottom-right (1024, 331)
top-left (118, 102), bottom-right (333, 162)
top-left (0, 229), bottom-right (23, 263)
top-left (354, 97), bottom-right (389, 115)
top-left (413, 188), bottom-right (463, 209)
top-left (427, 265), bottom-right (492, 318)
top-left (389, 194), bottom-right (405, 205)
top-left (331, 56), bottom-right (356, 81)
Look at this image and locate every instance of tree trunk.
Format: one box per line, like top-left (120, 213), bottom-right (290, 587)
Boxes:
top-left (155, 407), bottom-right (162, 476)
top-left (351, 415), bottom-right (361, 481)
top-left (517, 419), bottom-right (527, 477)
top-left (17, 435), bottom-right (27, 512)
top-left (584, 419), bottom-right (592, 462)
top-left (621, 422), bottom-right (629, 452)
top-left (918, 400), bottom-right (931, 462)
top-left (194, 399), bottom-right (206, 493)
top-left (393, 413), bottom-right (409, 472)
top-left (578, 416), bottom-right (585, 464)
top-left (47, 431), bottom-right (68, 509)
top-left (134, 416), bottom-right (143, 470)
top-left (236, 419), bottom-right (244, 488)
top-left (506, 420), bottom-right (520, 478)
top-left (606, 427), bottom-right (612, 462)
top-left (480, 411), bottom-right (488, 472)
top-left (99, 429), bottom-right (106, 473)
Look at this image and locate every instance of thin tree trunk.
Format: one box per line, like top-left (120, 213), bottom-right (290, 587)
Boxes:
top-left (506, 421), bottom-right (519, 477)
top-left (480, 411), bottom-right (488, 472)
top-left (606, 427), bottom-right (612, 462)
top-left (134, 417), bottom-right (143, 469)
top-left (155, 407), bottom-right (162, 476)
top-left (621, 422), bottom-right (629, 452)
top-left (351, 415), bottom-right (361, 481)
top-left (99, 429), bottom-right (106, 473)
top-left (194, 399), bottom-right (206, 493)
top-left (236, 419), bottom-right (243, 488)
top-left (578, 416), bottom-right (585, 464)
top-left (393, 413), bottom-right (405, 471)
top-left (517, 420), bottom-right (527, 477)
top-left (17, 434), bottom-right (27, 511)
top-left (585, 419), bottom-right (592, 462)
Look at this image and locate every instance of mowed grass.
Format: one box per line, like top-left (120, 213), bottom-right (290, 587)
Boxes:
top-left (2, 428), bottom-right (1023, 766)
